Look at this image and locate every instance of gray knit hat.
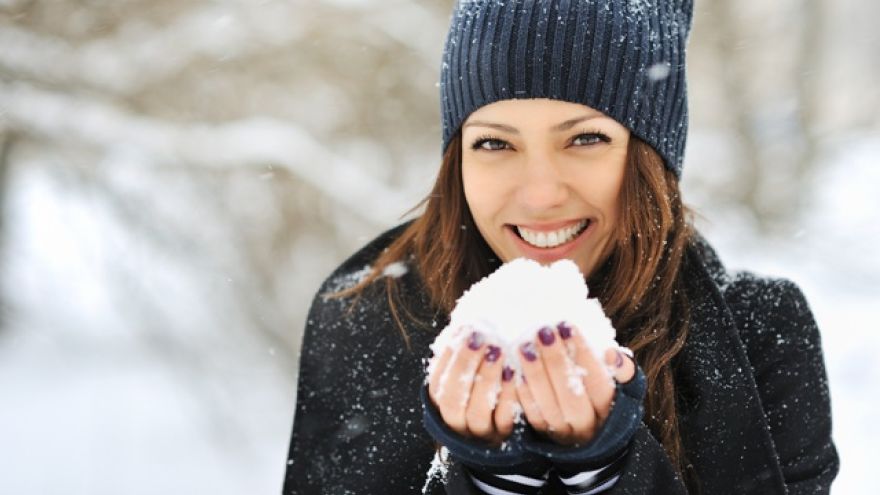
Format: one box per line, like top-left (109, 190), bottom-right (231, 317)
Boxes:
top-left (440, 0), bottom-right (694, 176)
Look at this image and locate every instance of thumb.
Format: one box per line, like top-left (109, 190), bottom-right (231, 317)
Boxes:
top-left (604, 347), bottom-right (636, 384)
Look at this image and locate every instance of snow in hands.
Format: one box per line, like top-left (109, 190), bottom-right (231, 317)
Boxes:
top-left (429, 258), bottom-right (625, 384)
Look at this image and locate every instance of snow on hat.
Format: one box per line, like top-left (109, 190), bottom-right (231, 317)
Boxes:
top-left (439, 0), bottom-right (694, 176)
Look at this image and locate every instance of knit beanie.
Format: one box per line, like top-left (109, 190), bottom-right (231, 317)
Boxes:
top-left (440, 0), bottom-right (694, 176)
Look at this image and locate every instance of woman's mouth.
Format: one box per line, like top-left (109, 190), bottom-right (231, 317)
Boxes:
top-left (512, 219), bottom-right (591, 249)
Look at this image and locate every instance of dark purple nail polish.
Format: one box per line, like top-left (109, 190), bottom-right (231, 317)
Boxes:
top-left (467, 331), bottom-right (484, 350)
top-left (557, 322), bottom-right (572, 340)
top-left (486, 345), bottom-right (501, 363)
top-left (502, 366), bottom-right (514, 382)
top-left (538, 326), bottom-right (556, 346)
top-left (615, 350), bottom-right (625, 368)
top-left (520, 342), bottom-right (538, 362)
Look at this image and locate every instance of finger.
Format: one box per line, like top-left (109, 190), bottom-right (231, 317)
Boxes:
top-left (519, 336), bottom-right (570, 436)
top-left (605, 347), bottom-right (636, 384)
top-left (434, 328), bottom-right (487, 435)
top-left (427, 324), bottom-right (470, 398)
top-left (515, 377), bottom-right (548, 431)
top-left (427, 346), bottom-right (453, 402)
top-left (492, 366), bottom-right (518, 440)
top-left (538, 324), bottom-right (594, 438)
top-left (570, 326), bottom-right (616, 421)
top-left (465, 345), bottom-right (504, 439)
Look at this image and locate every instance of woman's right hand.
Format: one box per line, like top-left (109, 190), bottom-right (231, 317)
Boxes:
top-left (427, 328), bottom-right (518, 445)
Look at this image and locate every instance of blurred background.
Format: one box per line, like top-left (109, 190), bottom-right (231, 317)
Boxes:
top-left (0, 0), bottom-right (877, 493)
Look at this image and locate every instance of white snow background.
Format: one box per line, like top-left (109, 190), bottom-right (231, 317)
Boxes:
top-left (2, 130), bottom-right (877, 495)
top-left (0, 0), bottom-right (878, 493)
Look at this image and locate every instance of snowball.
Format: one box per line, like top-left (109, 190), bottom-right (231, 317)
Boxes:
top-left (429, 258), bottom-right (621, 377)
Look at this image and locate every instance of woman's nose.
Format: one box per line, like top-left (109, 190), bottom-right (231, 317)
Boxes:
top-left (515, 159), bottom-right (569, 212)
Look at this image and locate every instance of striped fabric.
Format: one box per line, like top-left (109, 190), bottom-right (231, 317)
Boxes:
top-left (557, 450), bottom-right (628, 494)
top-left (469, 468), bottom-right (548, 495)
top-left (467, 449), bottom-right (627, 495)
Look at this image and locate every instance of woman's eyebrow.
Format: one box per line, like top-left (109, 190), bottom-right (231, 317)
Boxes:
top-left (463, 113), bottom-right (603, 134)
top-left (550, 114), bottom-right (603, 132)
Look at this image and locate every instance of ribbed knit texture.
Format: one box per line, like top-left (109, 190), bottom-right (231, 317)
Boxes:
top-left (440, 0), bottom-right (694, 176)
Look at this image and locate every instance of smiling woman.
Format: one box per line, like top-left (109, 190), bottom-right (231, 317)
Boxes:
top-left (282, 1), bottom-right (838, 494)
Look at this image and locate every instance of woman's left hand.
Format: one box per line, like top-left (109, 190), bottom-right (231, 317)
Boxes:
top-left (515, 322), bottom-right (636, 446)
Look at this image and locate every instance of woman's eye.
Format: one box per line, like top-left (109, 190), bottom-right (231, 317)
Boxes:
top-left (472, 138), bottom-right (509, 151)
top-left (572, 133), bottom-right (610, 146)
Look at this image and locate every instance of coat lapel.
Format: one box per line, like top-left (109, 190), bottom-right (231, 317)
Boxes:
top-left (675, 241), bottom-right (787, 494)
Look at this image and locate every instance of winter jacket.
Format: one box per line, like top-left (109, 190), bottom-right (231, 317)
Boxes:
top-left (282, 223), bottom-right (839, 494)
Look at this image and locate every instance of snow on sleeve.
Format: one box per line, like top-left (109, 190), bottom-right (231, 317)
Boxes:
top-left (429, 258), bottom-right (622, 380)
top-left (422, 446), bottom-right (450, 494)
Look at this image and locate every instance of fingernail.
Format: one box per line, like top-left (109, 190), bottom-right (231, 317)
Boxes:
top-left (615, 350), bottom-right (624, 368)
top-left (467, 331), bottom-right (484, 350)
top-left (538, 326), bottom-right (555, 346)
top-left (486, 345), bottom-right (501, 362)
top-left (557, 321), bottom-right (572, 340)
top-left (502, 366), bottom-right (514, 382)
top-left (520, 342), bottom-right (538, 362)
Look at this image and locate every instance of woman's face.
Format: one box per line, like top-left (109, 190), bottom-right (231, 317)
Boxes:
top-left (461, 98), bottom-right (630, 278)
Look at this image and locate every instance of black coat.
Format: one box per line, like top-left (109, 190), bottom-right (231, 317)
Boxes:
top-left (282, 224), bottom-right (838, 494)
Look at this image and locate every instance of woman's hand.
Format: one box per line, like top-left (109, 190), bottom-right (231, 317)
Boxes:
top-left (515, 322), bottom-right (636, 446)
top-left (427, 328), bottom-right (518, 445)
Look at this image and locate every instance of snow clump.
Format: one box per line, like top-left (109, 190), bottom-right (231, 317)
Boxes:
top-left (429, 258), bottom-right (622, 376)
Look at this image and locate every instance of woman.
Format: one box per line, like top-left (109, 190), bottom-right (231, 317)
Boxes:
top-left (283, 1), bottom-right (838, 493)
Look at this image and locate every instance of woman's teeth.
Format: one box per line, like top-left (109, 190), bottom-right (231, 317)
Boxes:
top-left (515, 220), bottom-right (588, 248)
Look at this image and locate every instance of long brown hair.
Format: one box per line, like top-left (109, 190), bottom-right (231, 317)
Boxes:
top-left (338, 131), bottom-right (694, 480)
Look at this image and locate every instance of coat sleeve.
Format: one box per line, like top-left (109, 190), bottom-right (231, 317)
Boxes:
top-left (281, 285), bottom-right (437, 494)
top-left (729, 276), bottom-right (840, 494)
top-left (281, 290), bottom-right (339, 494)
